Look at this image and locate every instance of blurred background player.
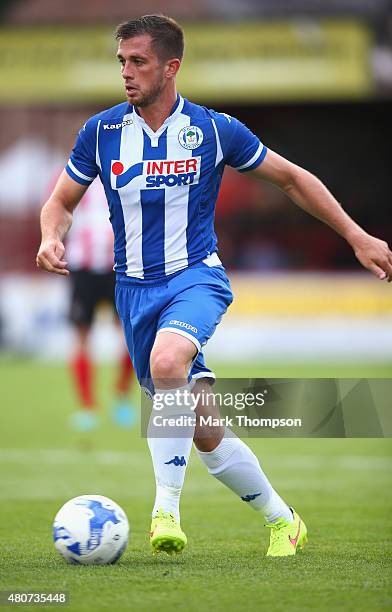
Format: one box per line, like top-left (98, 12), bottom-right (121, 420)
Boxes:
top-left (58, 174), bottom-right (136, 431)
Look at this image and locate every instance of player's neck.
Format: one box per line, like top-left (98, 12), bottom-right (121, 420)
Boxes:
top-left (136, 87), bottom-right (178, 133)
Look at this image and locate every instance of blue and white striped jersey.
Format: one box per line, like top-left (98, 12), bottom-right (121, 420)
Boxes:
top-left (66, 95), bottom-right (267, 280)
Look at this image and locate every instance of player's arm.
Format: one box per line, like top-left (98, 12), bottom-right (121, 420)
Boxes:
top-left (36, 170), bottom-right (88, 276)
top-left (249, 149), bottom-right (392, 281)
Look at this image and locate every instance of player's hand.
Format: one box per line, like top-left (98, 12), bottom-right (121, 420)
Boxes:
top-left (36, 239), bottom-right (69, 276)
top-left (350, 232), bottom-right (392, 282)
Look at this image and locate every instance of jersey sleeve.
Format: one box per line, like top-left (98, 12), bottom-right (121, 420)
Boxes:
top-left (215, 113), bottom-right (267, 173)
top-left (65, 118), bottom-right (99, 186)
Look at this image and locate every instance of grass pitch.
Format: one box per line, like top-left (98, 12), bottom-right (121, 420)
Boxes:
top-left (0, 360), bottom-right (391, 611)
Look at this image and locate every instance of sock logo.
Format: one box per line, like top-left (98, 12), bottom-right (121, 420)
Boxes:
top-left (241, 493), bottom-right (262, 502)
top-left (165, 456), bottom-right (186, 467)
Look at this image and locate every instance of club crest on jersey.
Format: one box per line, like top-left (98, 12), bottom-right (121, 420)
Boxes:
top-left (178, 126), bottom-right (204, 150)
top-left (111, 157), bottom-right (201, 190)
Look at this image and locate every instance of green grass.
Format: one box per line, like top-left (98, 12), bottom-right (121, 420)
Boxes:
top-left (0, 360), bottom-right (391, 611)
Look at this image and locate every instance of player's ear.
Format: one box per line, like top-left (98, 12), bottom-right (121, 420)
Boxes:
top-left (164, 58), bottom-right (181, 79)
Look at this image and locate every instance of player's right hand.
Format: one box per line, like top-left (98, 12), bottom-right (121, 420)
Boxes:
top-left (350, 232), bottom-right (392, 283)
top-left (36, 239), bottom-right (69, 276)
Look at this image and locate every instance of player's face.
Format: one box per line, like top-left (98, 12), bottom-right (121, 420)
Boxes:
top-left (117, 35), bottom-right (167, 108)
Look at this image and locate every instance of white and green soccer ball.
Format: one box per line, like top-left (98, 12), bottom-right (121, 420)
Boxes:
top-left (53, 495), bottom-right (129, 565)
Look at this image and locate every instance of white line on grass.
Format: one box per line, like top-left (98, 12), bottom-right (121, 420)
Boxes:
top-left (0, 449), bottom-right (390, 469)
top-left (0, 448), bottom-right (142, 465)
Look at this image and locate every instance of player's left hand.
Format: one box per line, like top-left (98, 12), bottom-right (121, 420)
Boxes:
top-left (350, 232), bottom-right (392, 282)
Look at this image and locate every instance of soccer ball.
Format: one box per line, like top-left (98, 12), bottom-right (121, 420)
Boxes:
top-left (53, 495), bottom-right (129, 565)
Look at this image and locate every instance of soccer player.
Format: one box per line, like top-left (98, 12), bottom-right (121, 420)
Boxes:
top-left (36, 15), bottom-right (392, 557)
top-left (58, 176), bottom-right (136, 431)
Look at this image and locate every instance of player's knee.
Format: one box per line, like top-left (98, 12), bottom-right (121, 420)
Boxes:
top-left (150, 348), bottom-right (187, 383)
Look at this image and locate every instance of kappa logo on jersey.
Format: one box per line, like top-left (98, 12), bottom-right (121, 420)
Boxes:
top-left (103, 119), bottom-right (133, 130)
top-left (111, 157), bottom-right (201, 190)
top-left (178, 125), bottom-right (204, 150)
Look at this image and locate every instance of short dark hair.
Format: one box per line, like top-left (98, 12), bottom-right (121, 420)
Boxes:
top-left (115, 14), bottom-right (184, 62)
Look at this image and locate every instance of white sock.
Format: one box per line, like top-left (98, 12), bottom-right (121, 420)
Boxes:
top-left (147, 383), bottom-right (196, 523)
top-left (197, 433), bottom-right (292, 523)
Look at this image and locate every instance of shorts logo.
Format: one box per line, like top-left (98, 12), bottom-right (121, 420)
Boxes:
top-left (111, 157), bottom-right (201, 190)
top-left (169, 320), bottom-right (198, 334)
top-left (178, 126), bottom-right (204, 150)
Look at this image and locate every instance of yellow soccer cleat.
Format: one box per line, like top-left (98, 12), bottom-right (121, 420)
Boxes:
top-left (150, 509), bottom-right (187, 555)
top-left (265, 508), bottom-right (308, 557)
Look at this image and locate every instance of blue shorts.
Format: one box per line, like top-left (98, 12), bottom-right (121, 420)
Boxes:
top-left (115, 259), bottom-right (233, 395)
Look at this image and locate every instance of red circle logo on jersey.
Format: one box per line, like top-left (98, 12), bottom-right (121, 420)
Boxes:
top-left (112, 162), bottom-right (124, 175)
